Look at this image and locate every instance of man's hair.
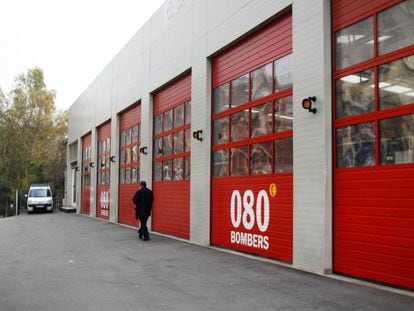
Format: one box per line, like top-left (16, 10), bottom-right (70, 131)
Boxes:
top-left (139, 181), bottom-right (147, 187)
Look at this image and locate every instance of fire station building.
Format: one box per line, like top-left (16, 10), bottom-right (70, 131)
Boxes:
top-left (66, 0), bottom-right (414, 290)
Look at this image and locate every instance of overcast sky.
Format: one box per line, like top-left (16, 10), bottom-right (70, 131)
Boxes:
top-left (0, 0), bottom-right (165, 111)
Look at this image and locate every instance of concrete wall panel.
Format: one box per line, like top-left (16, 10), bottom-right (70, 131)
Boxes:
top-left (292, 0), bottom-right (332, 273)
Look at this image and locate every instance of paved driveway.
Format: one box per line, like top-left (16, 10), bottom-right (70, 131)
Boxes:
top-left (0, 212), bottom-right (412, 311)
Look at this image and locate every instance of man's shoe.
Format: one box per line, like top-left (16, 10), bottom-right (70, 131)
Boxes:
top-left (138, 233), bottom-right (143, 240)
top-left (143, 237), bottom-right (150, 241)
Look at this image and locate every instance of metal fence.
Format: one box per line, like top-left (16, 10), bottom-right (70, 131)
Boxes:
top-left (0, 196), bottom-right (13, 217)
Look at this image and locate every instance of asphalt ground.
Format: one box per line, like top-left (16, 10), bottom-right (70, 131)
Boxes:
top-left (0, 212), bottom-right (413, 311)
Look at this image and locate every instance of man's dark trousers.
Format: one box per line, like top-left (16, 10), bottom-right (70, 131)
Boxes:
top-left (138, 215), bottom-right (149, 240)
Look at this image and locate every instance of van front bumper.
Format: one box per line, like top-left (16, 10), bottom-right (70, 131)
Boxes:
top-left (28, 204), bottom-right (52, 210)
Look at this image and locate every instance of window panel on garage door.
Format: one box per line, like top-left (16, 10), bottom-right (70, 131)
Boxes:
top-left (153, 103), bottom-right (190, 181)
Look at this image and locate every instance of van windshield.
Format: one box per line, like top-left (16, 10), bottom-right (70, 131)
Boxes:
top-left (29, 189), bottom-right (51, 197)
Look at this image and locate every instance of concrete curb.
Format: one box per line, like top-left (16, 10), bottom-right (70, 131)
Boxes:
top-left (59, 206), bottom-right (76, 213)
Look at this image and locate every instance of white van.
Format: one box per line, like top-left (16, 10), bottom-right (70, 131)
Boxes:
top-left (27, 185), bottom-right (53, 213)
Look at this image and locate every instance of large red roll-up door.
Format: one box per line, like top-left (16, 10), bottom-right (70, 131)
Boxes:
top-left (96, 121), bottom-right (111, 220)
top-left (81, 133), bottom-right (92, 215)
top-left (118, 104), bottom-right (141, 227)
top-left (211, 13), bottom-right (293, 262)
top-left (152, 73), bottom-right (191, 239)
top-left (332, 0), bottom-right (414, 289)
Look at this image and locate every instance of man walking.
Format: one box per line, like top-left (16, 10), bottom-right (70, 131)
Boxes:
top-left (132, 181), bottom-right (154, 241)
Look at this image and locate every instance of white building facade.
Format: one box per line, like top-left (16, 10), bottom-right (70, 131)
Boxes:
top-left (67, 0), bottom-right (414, 290)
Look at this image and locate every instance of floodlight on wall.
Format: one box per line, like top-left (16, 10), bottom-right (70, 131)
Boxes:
top-left (192, 130), bottom-right (203, 141)
top-left (75, 166), bottom-right (79, 171)
top-left (139, 146), bottom-right (148, 155)
top-left (89, 162), bottom-right (94, 168)
top-left (101, 162), bottom-right (105, 168)
top-left (302, 96), bottom-right (317, 113)
top-left (110, 155), bottom-right (116, 163)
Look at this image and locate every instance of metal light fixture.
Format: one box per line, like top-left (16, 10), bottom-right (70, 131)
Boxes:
top-left (302, 96), bottom-right (317, 113)
top-left (89, 162), bottom-right (95, 168)
top-left (192, 130), bottom-right (203, 141)
top-left (109, 155), bottom-right (116, 163)
top-left (75, 166), bottom-right (79, 171)
top-left (139, 146), bottom-right (148, 155)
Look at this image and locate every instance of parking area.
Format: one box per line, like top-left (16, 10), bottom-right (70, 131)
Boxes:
top-left (0, 212), bottom-right (412, 311)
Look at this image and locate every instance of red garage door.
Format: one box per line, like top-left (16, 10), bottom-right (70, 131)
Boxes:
top-left (152, 73), bottom-right (191, 239)
top-left (333, 0), bottom-right (414, 289)
top-left (118, 104), bottom-right (141, 227)
top-left (211, 13), bottom-right (293, 262)
top-left (81, 133), bottom-right (92, 215)
top-left (96, 121), bottom-right (111, 220)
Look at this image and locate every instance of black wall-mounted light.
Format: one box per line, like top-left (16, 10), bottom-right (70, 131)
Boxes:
top-left (192, 130), bottom-right (203, 141)
top-left (109, 155), bottom-right (116, 163)
top-left (101, 162), bottom-right (106, 168)
top-left (139, 146), bottom-right (148, 155)
top-left (302, 96), bottom-right (317, 113)
top-left (89, 162), bottom-right (95, 168)
top-left (75, 166), bottom-right (79, 172)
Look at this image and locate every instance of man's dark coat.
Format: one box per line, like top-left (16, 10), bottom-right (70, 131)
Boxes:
top-left (132, 187), bottom-right (154, 219)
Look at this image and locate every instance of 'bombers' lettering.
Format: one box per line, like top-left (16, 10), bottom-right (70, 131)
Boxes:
top-left (230, 231), bottom-right (269, 250)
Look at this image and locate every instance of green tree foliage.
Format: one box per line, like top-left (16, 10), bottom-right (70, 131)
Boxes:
top-left (0, 68), bottom-right (67, 197)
